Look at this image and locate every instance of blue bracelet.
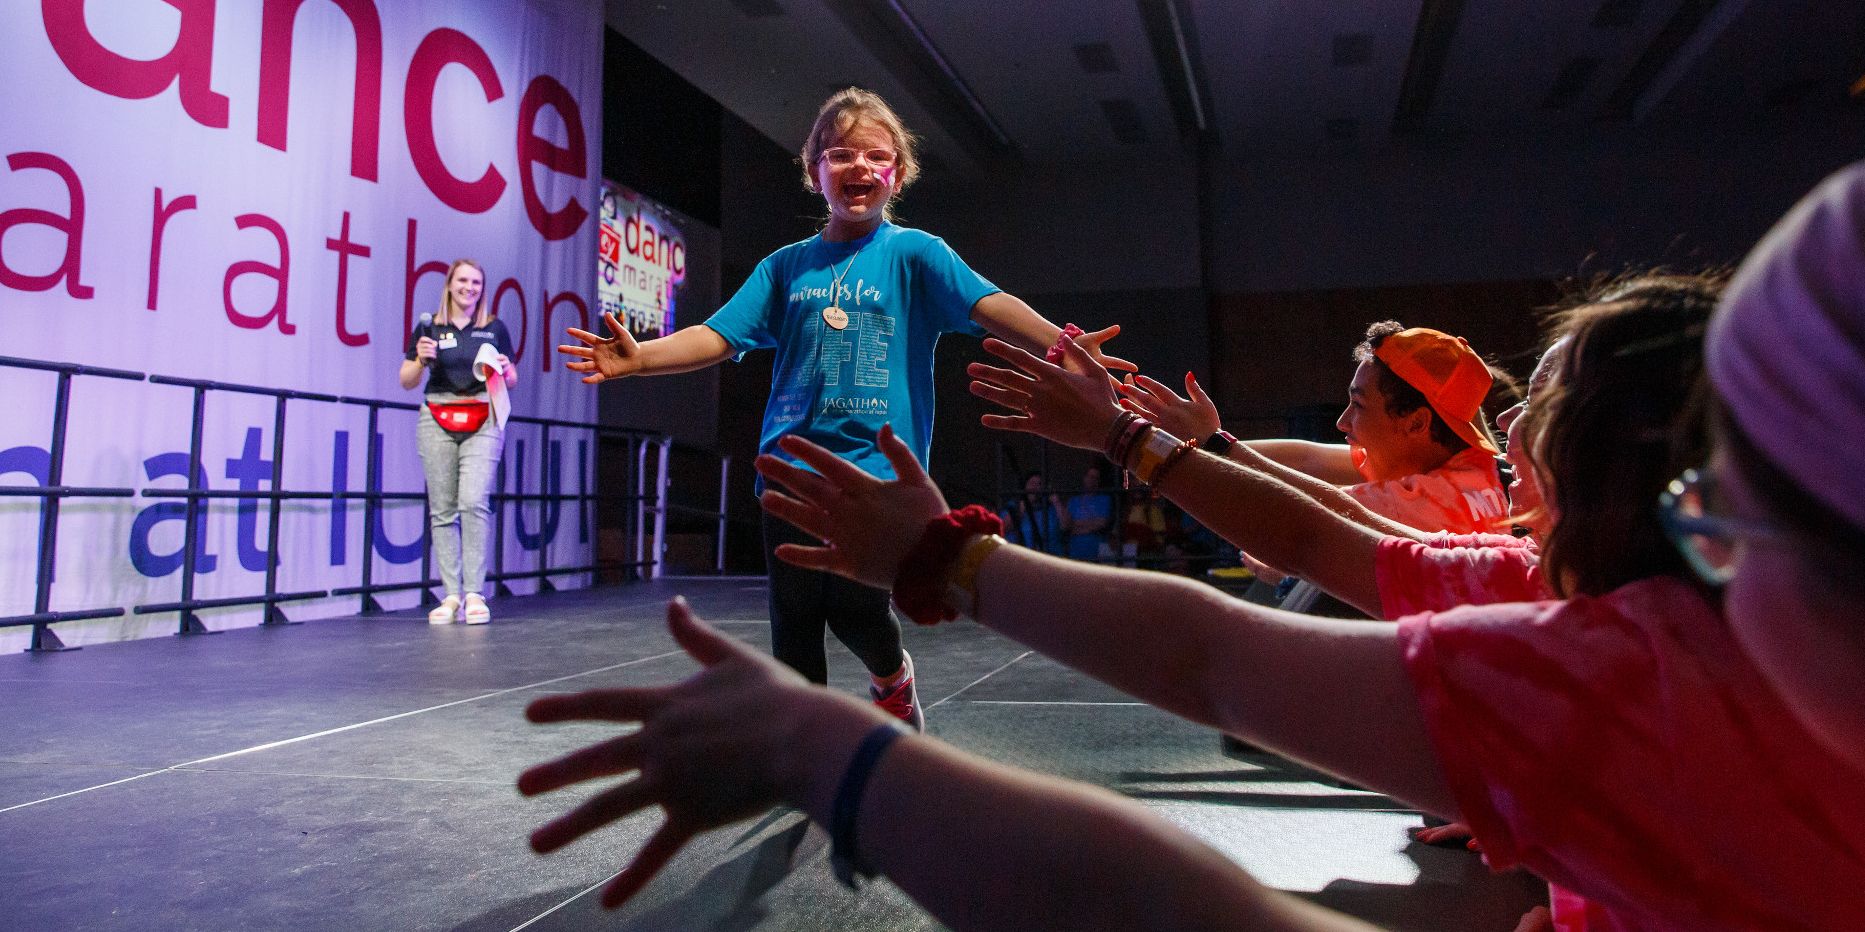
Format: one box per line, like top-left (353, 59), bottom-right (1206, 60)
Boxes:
top-left (829, 723), bottom-right (906, 889)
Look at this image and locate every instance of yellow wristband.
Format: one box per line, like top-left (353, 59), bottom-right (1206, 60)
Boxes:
top-left (944, 534), bottom-right (1005, 618)
top-left (1129, 427), bottom-right (1181, 481)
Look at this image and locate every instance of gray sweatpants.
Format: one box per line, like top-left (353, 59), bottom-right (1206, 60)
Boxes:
top-left (416, 403), bottom-right (504, 597)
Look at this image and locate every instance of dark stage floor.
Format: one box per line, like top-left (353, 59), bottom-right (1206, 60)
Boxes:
top-left (0, 579), bottom-right (1544, 930)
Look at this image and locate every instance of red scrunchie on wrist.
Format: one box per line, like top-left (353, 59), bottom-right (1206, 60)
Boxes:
top-left (1045, 323), bottom-right (1086, 364)
top-left (892, 505), bottom-right (1005, 626)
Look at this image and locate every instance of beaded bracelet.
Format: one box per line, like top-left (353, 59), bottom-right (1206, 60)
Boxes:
top-left (1144, 438), bottom-right (1199, 488)
top-left (1045, 323), bottom-right (1086, 364)
top-left (1109, 418), bottom-right (1153, 468)
top-left (892, 506), bottom-right (1006, 626)
top-left (1102, 410), bottom-right (1139, 458)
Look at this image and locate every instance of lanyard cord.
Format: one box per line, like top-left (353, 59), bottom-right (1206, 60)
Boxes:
top-left (828, 246), bottom-right (862, 307)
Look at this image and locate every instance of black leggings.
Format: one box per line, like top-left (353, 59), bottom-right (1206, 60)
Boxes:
top-left (761, 511), bottom-right (905, 685)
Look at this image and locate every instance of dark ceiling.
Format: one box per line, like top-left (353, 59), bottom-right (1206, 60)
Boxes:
top-left (607, 0), bottom-right (1865, 181)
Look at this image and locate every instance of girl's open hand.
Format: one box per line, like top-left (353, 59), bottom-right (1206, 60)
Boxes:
top-left (560, 312), bottom-right (642, 384)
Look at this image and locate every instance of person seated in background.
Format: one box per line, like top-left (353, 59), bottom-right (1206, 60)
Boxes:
top-left (1122, 487), bottom-right (1168, 552)
top-left (521, 164), bottom-right (1865, 929)
top-left (997, 470), bottom-right (1065, 556)
top-left (1059, 463), bottom-right (1114, 561)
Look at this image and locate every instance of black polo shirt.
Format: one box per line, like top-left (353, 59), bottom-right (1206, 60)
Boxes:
top-left (405, 317), bottom-right (514, 396)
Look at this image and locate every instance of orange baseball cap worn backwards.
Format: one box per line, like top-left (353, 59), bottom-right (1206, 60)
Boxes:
top-left (1373, 328), bottom-right (1501, 456)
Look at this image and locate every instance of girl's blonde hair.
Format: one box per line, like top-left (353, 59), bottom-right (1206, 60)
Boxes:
top-left (439, 259), bottom-right (491, 328)
top-left (799, 88), bottom-right (921, 215)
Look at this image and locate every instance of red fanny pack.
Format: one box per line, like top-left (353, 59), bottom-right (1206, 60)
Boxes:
top-left (428, 401), bottom-right (490, 434)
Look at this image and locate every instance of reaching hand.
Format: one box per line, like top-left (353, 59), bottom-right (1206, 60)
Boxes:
top-left (559, 312), bottom-right (643, 384)
top-left (1117, 372), bottom-right (1221, 443)
top-left (756, 424), bottom-right (949, 590)
top-left (519, 598), bottom-right (843, 908)
top-left (1072, 324), bottom-right (1140, 374)
top-left (1238, 550), bottom-right (1288, 587)
top-left (967, 337), bottom-right (1124, 451)
top-left (1409, 820), bottom-right (1477, 848)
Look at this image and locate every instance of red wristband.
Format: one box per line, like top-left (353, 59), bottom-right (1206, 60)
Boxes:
top-left (892, 505), bottom-right (1005, 626)
top-left (1045, 323), bottom-right (1086, 364)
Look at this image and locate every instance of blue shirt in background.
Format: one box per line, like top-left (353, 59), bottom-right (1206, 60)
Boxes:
top-left (1066, 492), bottom-right (1114, 561)
top-left (704, 221), bottom-right (995, 488)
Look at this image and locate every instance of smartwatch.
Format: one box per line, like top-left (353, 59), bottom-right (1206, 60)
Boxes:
top-left (1202, 429), bottom-right (1238, 456)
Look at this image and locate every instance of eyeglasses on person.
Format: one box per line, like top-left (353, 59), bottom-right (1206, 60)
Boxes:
top-left (818, 147), bottom-right (898, 167)
top-left (1658, 467), bottom-right (1780, 586)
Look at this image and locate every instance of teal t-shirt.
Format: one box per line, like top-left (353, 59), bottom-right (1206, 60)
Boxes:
top-left (703, 222), bottom-right (996, 486)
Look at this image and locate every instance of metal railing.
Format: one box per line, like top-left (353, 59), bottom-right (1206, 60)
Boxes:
top-left (0, 354), bottom-right (732, 652)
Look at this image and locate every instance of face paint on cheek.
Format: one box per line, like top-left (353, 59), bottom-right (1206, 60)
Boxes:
top-left (878, 164), bottom-right (896, 189)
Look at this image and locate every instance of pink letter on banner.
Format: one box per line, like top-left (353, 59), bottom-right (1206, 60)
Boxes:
top-left (517, 74), bottom-right (589, 241)
top-left (326, 211), bottom-right (371, 347)
top-left (223, 213), bottom-right (295, 334)
top-left (257, 0), bottom-right (385, 182)
top-left (404, 28), bottom-right (505, 214)
top-left (147, 187), bottom-right (198, 311)
top-left (402, 218), bottom-right (448, 347)
top-left (493, 278), bottom-right (527, 363)
top-left (40, 0), bottom-right (229, 129)
top-left (0, 152), bottom-right (95, 299)
top-left (540, 290), bottom-right (588, 373)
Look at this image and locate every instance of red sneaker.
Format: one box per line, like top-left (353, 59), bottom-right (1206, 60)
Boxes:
top-left (870, 651), bottom-right (925, 732)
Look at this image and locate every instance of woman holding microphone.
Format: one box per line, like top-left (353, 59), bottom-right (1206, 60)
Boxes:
top-left (399, 259), bottom-right (517, 625)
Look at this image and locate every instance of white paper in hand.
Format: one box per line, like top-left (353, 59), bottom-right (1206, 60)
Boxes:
top-left (472, 343), bottom-right (511, 428)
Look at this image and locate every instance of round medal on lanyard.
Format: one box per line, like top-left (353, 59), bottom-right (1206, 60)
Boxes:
top-left (823, 245), bottom-right (862, 332)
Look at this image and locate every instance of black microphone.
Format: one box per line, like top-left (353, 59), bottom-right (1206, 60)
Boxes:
top-left (417, 313), bottom-right (434, 365)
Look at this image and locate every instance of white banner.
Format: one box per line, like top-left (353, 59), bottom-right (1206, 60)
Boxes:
top-left (0, 0), bottom-right (605, 649)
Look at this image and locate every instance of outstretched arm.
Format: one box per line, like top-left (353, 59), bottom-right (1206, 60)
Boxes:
top-left (1117, 371), bottom-right (1419, 540)
top-left (521, 600), bottom-right (1373, 930)
top-left (967, 339), bottom-right (1408, 615)
top-left (1244, 439), bottom-right (1363, 486)
top-left (558, 312), bottom-right (734, 384)
top-left (969, 292), bottom-right (1138, 373)
top-left (756, 427), bottom-right (1454, 813)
